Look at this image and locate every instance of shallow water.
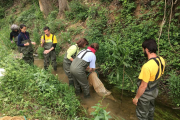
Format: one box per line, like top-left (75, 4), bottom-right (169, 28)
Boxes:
top-left (34, 58), bottom-right (180, 120)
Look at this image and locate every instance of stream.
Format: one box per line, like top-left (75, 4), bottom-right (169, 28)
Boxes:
top-left (34, 58), bottom-right (180, 120)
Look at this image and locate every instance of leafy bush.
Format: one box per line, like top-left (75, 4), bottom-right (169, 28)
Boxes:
top-left (56, 54), bottom-right (64, 65)
top-left (85, 0), bottom-right (180, 94)
top-left (87, 5), bottom-right (99, 19)
top-left (91, 100), bottom-right (112, 120)
top-left (0, 8), bottom-right (5, 19)
top-left (37, 47), bottom-right (44, 59)
top-left (46, 19), bottom-right (66, 34)
top-left (17, 7), bottom-right (36, 22)
top-left (85, 6), bottom-right (108, 43)
top-left (65, 0), bottom-right (88, 21)
top-left (0, 0), bottom-right (14, 12)
top-left (0, 26), bottom-right (17, 50)
top-left (67, 26), bottom-right (83, 36)
top-left (167, 71), bottom-right (180, 106)
top-left (55, 42), bottom-right (61, 56)
top-left (47, 10), bottom-right (58, 21)
top-left (17, 4), bottom-right (43, 24)
top-left (0, 54), bottom-right (82, 119)
top-left (60, 31), bottom-right (72, 44)
top-left (32, 27), bottom-right (41, 45)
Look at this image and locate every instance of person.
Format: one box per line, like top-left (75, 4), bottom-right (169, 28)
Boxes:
top-left (132, 39), bottom-right (165, 120)
top-left (10, 24), bottom-right (19, 45)
top-left (70, 43), bottom-right (99, 98)
top-left (41, 26), bottom-right (57, 71)
top-left (18, 24), bottom-right (36, 65)
top-left (63, 38), bottom-right (89, 86)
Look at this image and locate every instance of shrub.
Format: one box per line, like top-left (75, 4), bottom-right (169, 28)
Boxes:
top-left (37, 47), bottom-right (44, 59)
top-left (17, 7), bottom-right (36, 22)
top-left (65, 0), bottom-right (88, 21)
top-left (0, 8), bottom-right (5, 18)
top-left (0, 54), bottom-right (81, 119)
top-left (167, 71), bottom-right (180, 106)
top-left (60, 31), bottom-right (71, 44)
top-left (91, 100), bottom-right (112, 120)
top-left (67, 26), bottom-right (82, 36)
top-left (32, 27), bottom-right (41, 45)
top-left (47, 10), bottom-right (58, 21)
top-left (46, 20), bottom-right (66, 34)
top-left (55, 42), bottom-right (61, 56)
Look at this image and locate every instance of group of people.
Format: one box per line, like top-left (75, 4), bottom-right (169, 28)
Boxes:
top-left (10, 24), bottom-right (36, 65)
top-left (10, 24), bottom-right (166, 120)
top-left (10, 24), bottom-right (99, 98)
top-left (63, 38), bottom-right (99, 98)
top-left (10, 24), bottom-right (58, 69)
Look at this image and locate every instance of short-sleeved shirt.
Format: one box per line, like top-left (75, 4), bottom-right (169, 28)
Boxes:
top-left (77, 49), bottom-right (96, 68)
top-left (41, 34), bottom-right (57, 44)
top-left (138, 56), bottom-right (165, 83)
top-left (66, 44), bottom-right (80, 59)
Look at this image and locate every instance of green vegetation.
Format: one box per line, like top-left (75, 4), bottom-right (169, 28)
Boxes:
top-left (65, 0), bottom-right (88, 21)
top-left (168, 71), bottom-right (180, 106)
top-left (0, 58), bottom-right (81, 119)
top-left (0, 0), bottom-right (180, 119)
top-left (0, 41), bottom-right (82, 119)
top-left (91, 100), bottom-right (112, 120)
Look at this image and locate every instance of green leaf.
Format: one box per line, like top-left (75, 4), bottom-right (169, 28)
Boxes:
top-left (110, 40), bottom-right (117, 46)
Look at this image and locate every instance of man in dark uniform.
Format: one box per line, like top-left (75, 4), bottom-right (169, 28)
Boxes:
top-left (133, 39), bottom-right (165, 120)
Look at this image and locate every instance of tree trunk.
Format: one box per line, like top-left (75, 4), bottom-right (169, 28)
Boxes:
top-left (39, 0), bottom-right (53, 18)
top-left (58, 0), bottom-right (69, 16)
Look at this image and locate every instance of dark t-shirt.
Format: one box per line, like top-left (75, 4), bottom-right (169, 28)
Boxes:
top-left (10, 30), bottom-right (19, 41)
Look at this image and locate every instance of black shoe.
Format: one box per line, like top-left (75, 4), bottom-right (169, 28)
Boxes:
top-left (69, 81), bottom-right (74, 87)
top-left (84, 93), bottom-right (90, 98)
top-left (75, 92), bottom-right (81, 96)
top-left (54, 67), bottom-right (57, 71)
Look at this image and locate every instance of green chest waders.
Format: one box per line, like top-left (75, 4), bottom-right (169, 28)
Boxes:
top-left (43, 35), bottom-right (57, 70)
top-left (63, 45), bottom-right (78, 86)
top-left (20, 39), bottom-right (34, 65)
top-left (70, 50), bottom-right (92, 97)
top-left (137, 57), bottom-right (165, 101)
top-left (136, 57), bottom-right (165, 120)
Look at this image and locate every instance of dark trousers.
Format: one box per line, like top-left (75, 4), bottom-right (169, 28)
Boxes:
top-left (23, 50), bottom-right (34, 65)
top-left (136, 99), bottom-right (155, 120)
top-left (44, 50), bottom-right (57, 70)
top-left (63, 60), bottom-right (74, 86)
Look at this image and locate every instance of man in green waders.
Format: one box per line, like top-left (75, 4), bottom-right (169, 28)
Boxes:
top-left (70, 43), bottom-right (99, 98)
top-left (133, 39), bottom-right (165, 120)
top-left (41, 26), bottom-right (57, 71)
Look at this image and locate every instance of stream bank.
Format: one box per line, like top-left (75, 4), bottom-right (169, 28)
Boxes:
top-left (34, 58), bottom-right (180, 120)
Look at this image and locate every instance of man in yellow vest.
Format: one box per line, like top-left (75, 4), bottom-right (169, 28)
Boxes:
top-left (41, 26), bottom-right (57, 71)
top-left (133, 39), bottom-right (165, 120)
